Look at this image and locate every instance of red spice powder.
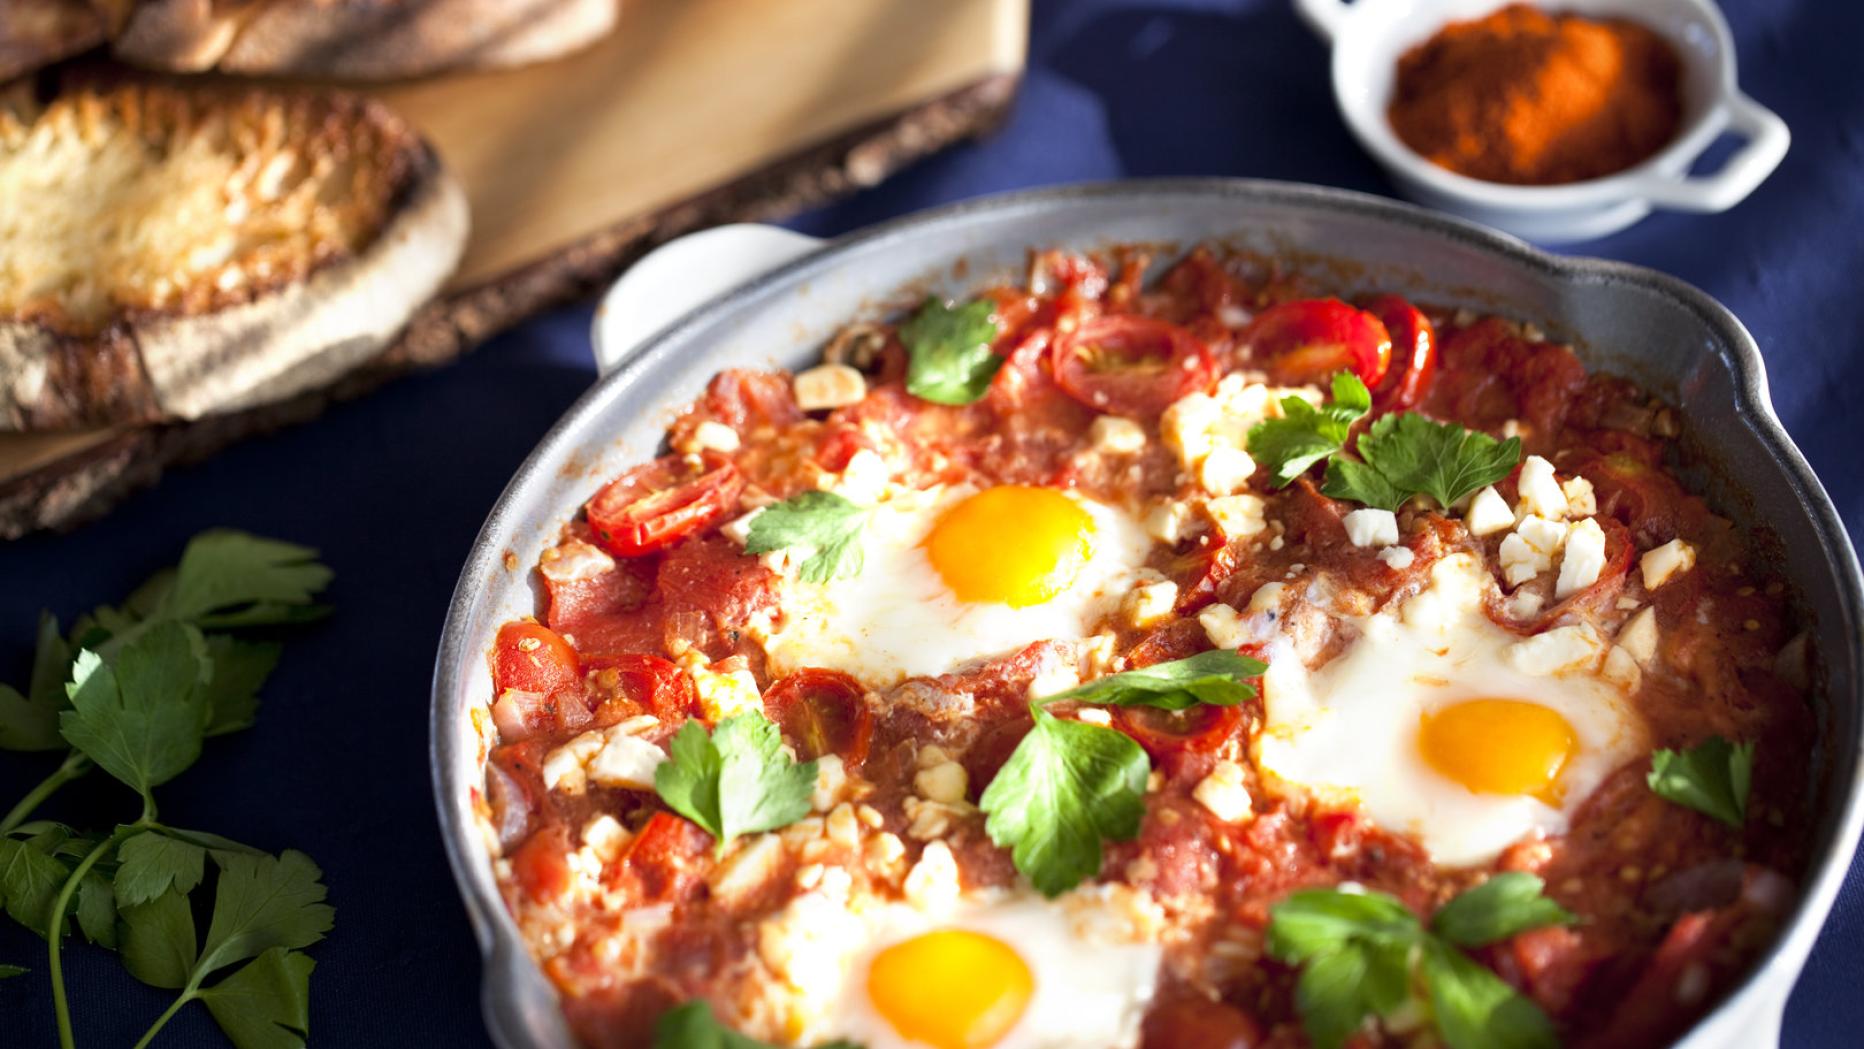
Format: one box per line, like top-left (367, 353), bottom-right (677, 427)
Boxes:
top-left (1388, 3), bottom-right (1685, 185)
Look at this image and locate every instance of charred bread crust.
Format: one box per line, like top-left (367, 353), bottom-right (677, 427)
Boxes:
top-left (0, 0), bottom-right (107, 83)
top-left (0, 75), bottom-right (468, 431)
top-left (111, 0), bottom-right (619, 79)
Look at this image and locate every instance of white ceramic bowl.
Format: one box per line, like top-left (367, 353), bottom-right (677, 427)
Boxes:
top-left (1296, 0), bottom-right (1790, 243)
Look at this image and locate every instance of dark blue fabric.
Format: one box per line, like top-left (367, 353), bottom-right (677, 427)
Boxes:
top-left (1, 1), bottom-right (1858, 1044)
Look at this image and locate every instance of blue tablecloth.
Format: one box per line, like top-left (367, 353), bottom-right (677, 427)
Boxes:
top-left (3, 0), bottom-right (1859, 1044)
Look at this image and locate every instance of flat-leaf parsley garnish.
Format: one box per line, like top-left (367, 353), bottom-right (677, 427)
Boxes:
top-left (1647, 736), bottom-right (1754, 828)
top-left (1247, 372), bottom-right (1373, 487)
top-left (1269, 875), bottom-right (1571, 1049)
top-left (743, 490), bottom-right (870, 583)
top-left (1040, 650), bottom-right (1266, 711)
top-left (655, 712), bottom-right (818, 854)
top-left (901, 296), bottom-right (1002, 405)
top-left (981, 652), bottom-right (1264, 896)
top-left (1325, 410), bottom-right (1522, 511)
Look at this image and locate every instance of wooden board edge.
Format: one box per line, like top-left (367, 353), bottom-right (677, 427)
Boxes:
top-left (0, 72), bottom-right (1020, 540)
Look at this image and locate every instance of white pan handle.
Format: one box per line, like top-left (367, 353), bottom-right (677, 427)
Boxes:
top-left (591, 223), bottom-right (826, 377)
top-left (1294, 0), bottom-right (1353, 43)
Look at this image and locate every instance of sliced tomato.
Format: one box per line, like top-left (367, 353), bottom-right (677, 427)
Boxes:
top-left (585, 451), bottom-right (744, 558)
top-left (493, 621), bottom-right (582, 696)
top-left (615, 812), bottom-right (712, 904)
top-left (1050, 315), bottom-right (1216, 419)
top-left (764, 668), bottom-right (873, 766)
top-left (1115, 704), bottom-right (1243, 759)
top-left (1360, 294), bottom-right (1437, 410)
top-left (586, 653), bottom-right (697, 726)
top-left (1244, 298), bottom-right (1392, 387)
top-left (511, 825), bottom-right (574, 903)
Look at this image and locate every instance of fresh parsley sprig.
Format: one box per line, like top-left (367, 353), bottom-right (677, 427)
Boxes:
top-left (979, 652), bottom-right (1264, 897)
top-left (1269, 875), bottom-right (1574, 1049)
top-left (653, 1000), bottom-right (859, 1048)
top-left (1245, 371), bottom-right (1522, 510)
top-left (743, 491), bottom-right (870, 583)
top-left (901, 297), bottom-right (1003, 405)
top-left (0, 530), bottom-right (333, 1049)
top-left (1648, 737), bottom-right (1754, 828)
top-left (654, 712), bottom-right (819, 856)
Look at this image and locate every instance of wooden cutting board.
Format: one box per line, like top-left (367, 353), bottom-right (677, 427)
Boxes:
top-left (0, 0), bottom-right (1026, 536)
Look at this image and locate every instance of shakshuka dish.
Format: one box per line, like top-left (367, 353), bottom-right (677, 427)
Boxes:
top-left (474, 245), bottom-right (1814, 1049)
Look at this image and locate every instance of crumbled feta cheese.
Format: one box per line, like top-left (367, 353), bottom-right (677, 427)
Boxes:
top-left (691, 420), bottom-right (741, 453)
top-left (914, 761), bottom-right (969, 805)
top-left (1377, 546), bottom-right (1416, 570)
top-left (1343, 508), bottom-right (1399, 548)
top-left (1640, 538), bottom-right (1697, 590)
top-left (1509, 624), bottom-right (1605, 675)
top-left (1123, 580), bottom-right (1180, 627)
top-left (1499, 514), bottom-right (1567, 586)
top-left (1162, 377), bottom-right (1315, 477)
top-left (811, 754), bottom-right (847, 812)
top-left (586, 732), bottom-right (668, 790)
top-left (1508, 589), bottom-right (1545, 620)
top-left (1144, 499), bottom-right (1198, 544)
top-left (1602, 645), bottom-right (1642, 692)
top-left (538, 539), bottom-right (616, 583)
top-left (1080, 633), bottom-right (1119, 677)
top-left (1076, 708), bottom-right (1112, 726)
top-left (541, 732), bottom-right (604, 793)
top-left (1205, 493), bottom-right (1267, 539)
top-left (1618, 607), bottom-right (1659, 663)
top-left (1464, 486), bottom-right (1514, 537)
top-left (904, 841), bottom-right (961, 910)
top-left (710, 834), bottom-right (785, 905)
top-left (825, 448), bottom-right (890, 504)
top-left (1089, 416), bottom-right (1148, 455)
top-left (1247, 582), bottom-right (1286, 615)
top-left (691, 663), bottom-right (762, 721)
top-left (792, 363), bottom-right (867, 411)
top-left (1516, 455), bottom-right (1570, 520)
top-left (1561, 475), bottom-right (1597, 517)
top-left (1026, 658), bottom-right (1081, 700)
top-left (1197, 446), bottom-right (1256, 496)
top-left (1192, 760), bottom-right (1253, 823)
top-left (1556, 517), bottom-right (1607, 597)
top-left (581, 815), bottom-right (629, 863)
top-left (1198, 602), bottom-right (1248, 649)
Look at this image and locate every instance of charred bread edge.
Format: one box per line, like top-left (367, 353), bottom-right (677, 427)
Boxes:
top-left (0, 72), bottom-right (1019, 538)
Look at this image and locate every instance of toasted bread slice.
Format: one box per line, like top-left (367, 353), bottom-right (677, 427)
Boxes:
top-left (111, 0), bottom-right (619, 80)
top-left (0, 0), bottom-right (107, 82)
top-left (0, 74), bottom-right (468, 431)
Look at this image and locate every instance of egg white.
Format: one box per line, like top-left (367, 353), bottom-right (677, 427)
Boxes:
top-left (759, 485), bottom-right (1155, 686)
top-left (1255, 553), bottom-right (1647, 867)
top-left (760, 887), bottom-right (1163, 1049)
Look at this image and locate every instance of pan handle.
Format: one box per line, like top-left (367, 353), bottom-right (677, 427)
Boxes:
top-left (591, 223), bottom-right (827, 377)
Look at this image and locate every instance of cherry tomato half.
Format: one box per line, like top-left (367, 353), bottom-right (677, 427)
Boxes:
top-left (585, 653), bottom-right (697, 726)
top-left (493, 621), bottom-right (581, 697)
top-left (585, 451), bottom-right (744, 558)
top-left (1051, 315), bottom-right (1217, 419)
top-left (1115, 704), bottom-right (1244, 760)
top-left (1245, 299), bottom-right (1392, 387)
top-left (615, 812), bottom-right (711, 904)
top-left (764, 668), bottom-right (873, 766)
top-left (1360, 294), bottom-right (1437, 410)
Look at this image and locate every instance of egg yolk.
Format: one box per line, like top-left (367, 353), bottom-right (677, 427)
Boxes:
top-left (923, 486), bottom-right (1096, 607)
top-left (1419, 698), bottom-right (1577, 803)
top-left (867, 929), bottom-right (1033, 1049)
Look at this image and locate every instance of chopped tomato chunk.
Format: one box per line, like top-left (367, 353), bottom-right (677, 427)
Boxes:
top-left (615, 812), bottom-right (713, 904)
top-left (511, 826), bottom-right (574, 903)
top-left (586, 452), bottom-right (744, 558)
top-left (587, 653), bottom-right (697, 727)
top-left (494, 621), bottom-right (581, 697)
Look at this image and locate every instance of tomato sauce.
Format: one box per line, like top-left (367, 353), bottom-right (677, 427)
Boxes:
top-left (481, 245), bottom-right (1813, 1049)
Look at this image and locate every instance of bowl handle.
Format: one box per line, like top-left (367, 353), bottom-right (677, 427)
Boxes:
top-left (1294, 0), bottom-right (1353, 42)
top-left (591, 223), bottom-right (827, 377)
top-left (1627, 92), bottom-right (1791, 213)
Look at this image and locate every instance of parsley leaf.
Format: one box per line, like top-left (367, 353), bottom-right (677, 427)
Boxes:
top-left (654, 713), bottom-right (817, 853)
top-left (653, 1000), bottom-right (859, 1049)
top-left (196, 850), bottom-right (334, 979)
top-left (1247, 373), bottom-right (1373, 487)
top-left (159, 531), bottom-right (334, 629)
top-left (202, 638), bottom-right (281, 738)
top-left (1431, 873), bottom-right (1576, 948)
top-left (901, 297), bottom-right (1002, 405)
top-left (76, 870), bottom-right (117, 948)
top-left (60, 623), bottom-right (212, 808)
top-left (122, 889), bottom-right (197, 989)
top-left (1327, 412), bottom-right (1522, 511)
top-left (0, 964), bottom-right (24, 979)
top-left (1422, 939), bottom-right (1559, 1049)
top-left (1038, 650), bottom-right (1266, 711)
top-left (979, 708), bottom-right (1148, 898)
top-left (115, 831), bottom-right (208, 908)
top-left (0, 612), bottom-right (71, 752)
top-left (199, 947), bottom-right (315, 1049)
top-left (0, 835), bottom-right (69, 937)
top-left (742, 491), bottom-right (869, 583)
top-left (1648, 737), bottom-right (1754, 828)
top-left (1269, 882), bottom-right (1567, 1049)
